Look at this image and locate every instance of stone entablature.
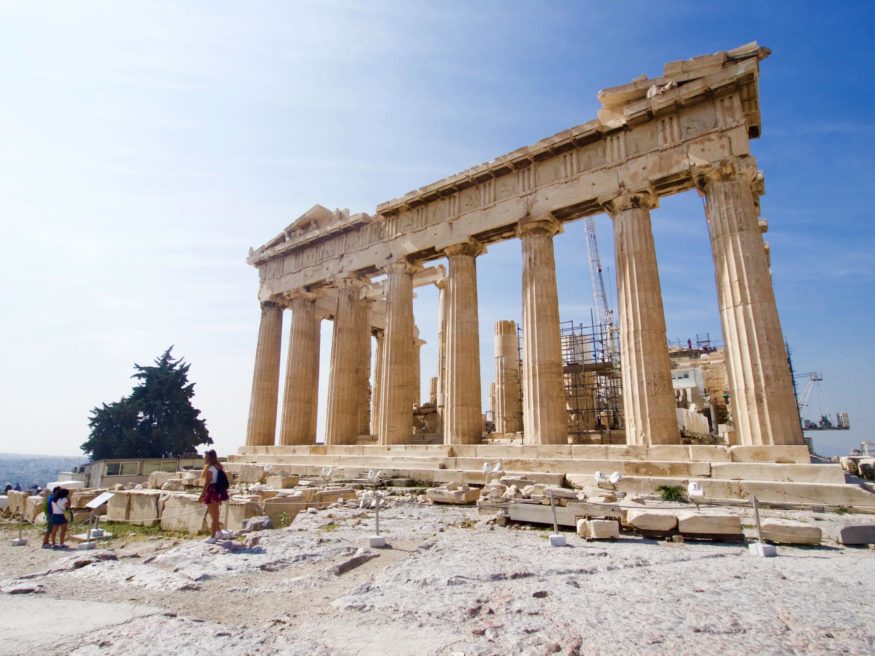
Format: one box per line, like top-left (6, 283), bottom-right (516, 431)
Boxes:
top-left (249, 43), bottom-right (767, 299)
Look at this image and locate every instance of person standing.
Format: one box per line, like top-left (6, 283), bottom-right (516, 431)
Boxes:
top-left (199, 450), bottom-right (228, 543)
top-left (48, 488), bottom-right (70, 549)
top-left (42, 486), bottom-right (61, 548)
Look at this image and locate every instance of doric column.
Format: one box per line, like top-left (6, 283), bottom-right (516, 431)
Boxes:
top-left (412, 326), bottom-right (426, 409)
top-left (246, 301), bottom-right (284, 447)
top-left (518, 217), bottom-right (567, 445)
top-left (378, 261), bottom-right (419, 444)
top-left (604, 191), bottom-right (680, 445)
top-left (696, 159), bottom-right (802, 446)
top-left (325, 276), bottom-right (369, 445)
top-left (356, 305), bottom-right (373, 436)
top-left (279, 293), bottom-right (321, 445)
top-left (370, 329), bottom-right (384, 436)
top-left (443, 241), bottom-right (485, 444)
top-left (435, 278), bottom-right (449, 437)
top-left (494, 320), bottom-right (523, 434)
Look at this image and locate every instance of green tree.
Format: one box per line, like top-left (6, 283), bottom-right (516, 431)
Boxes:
top-left (81, 347), bottom-right (212, 460)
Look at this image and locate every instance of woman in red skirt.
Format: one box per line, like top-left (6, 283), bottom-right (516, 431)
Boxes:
top-left (199, 449), bottom-right (229, 543)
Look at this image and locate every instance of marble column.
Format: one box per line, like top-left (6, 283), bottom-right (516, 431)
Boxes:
top-left (279, 293), bottom-right (321, 445)
top-left (356, 307), bottom-right (373, 437)
top-left (494, 320), bottom-right (523, 434)
top-left (518, 217), bottom-right (568, 445)
top-left (435, 278), bottom-right (449, 438)
top-left (412, 326), bottom-right (425, 409)
top-left (246, 301), bottom-right (284, 447)
top-left (443, 241), bottom-right (484, 444)
top-left (697, 159), bottom-right (803, 446)
top-left (370, 329), bottom-right (384, 436)
top-left (605, 191), bottom-right (680, 445)
top-left (378, 261), bottom-right (418, 444)
top-left (325, 277), bottom-right (368, 445)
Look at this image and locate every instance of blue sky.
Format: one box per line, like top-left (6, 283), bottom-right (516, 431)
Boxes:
top-left (1, 1), bottom-right (873, 458)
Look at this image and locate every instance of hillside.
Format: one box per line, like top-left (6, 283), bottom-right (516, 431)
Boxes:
top-left (0, 454), bottom-right (85, 489)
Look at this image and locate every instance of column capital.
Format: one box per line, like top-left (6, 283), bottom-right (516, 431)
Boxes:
top-left (442, 239), bottom-right (485, 259)
top-left (380, 260), bottom-right (422, 276)
top-left (516, 215), bottom-right (562, 239)
top-left (281, 289), bottom-right (318, 306)
top-left (601, 188), bottom-right (659, 215)
top-left (435, 277), bottom-right (448, 291)
top-left (260, 300), bottom-right (283, 310)
top-left (693, 156), bottom-right (759, 191)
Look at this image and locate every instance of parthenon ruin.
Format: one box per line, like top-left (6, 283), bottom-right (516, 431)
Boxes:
top-left (243, 42), bottom-right (802, 457)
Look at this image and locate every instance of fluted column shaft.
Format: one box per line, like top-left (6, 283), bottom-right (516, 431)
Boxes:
top-left (443, 242), bottom-right (484, 444)
top-left (412, 328), bottom-right (425, 409)
top-left (378, 261), bottom-right (418, 444)
top-left (246, 302), bottom-right (284, 447)
top-left (325, 278), bottom-right (368, 445)
top-left (435, 278), bottom-right (448, 437)
top-left (698, 160), bottom-right (802, 446)
top-left (280, 294), bottom-right (321, 445)
top-left (370, 329), bottom-right (384, 436)
top-left (357, 310), bottom-right (373, 436)
top-left (494, 320), bottom-right (523, 434)
top-left (519, 217), bottom-right (567, 444)
top-left (606, 192), bottom-right (680, 445)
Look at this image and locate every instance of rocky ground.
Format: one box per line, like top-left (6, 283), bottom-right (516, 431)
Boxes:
top-left (1, 501), bottom-right (873, 656)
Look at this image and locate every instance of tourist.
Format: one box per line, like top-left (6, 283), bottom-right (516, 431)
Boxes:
top-left (199, 449), bottom-right (229, 543)
top-left (48, 488), bottom-right (70, 549)
top-left (3, 483), bottom-right (11, 495)
top-left (13, 483), bottom-right (21, 492)
top-left (42, 486), bottom-right (61, 548)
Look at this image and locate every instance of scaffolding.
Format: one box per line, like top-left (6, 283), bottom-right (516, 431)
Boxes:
top-left (559, 315), bottom-right (624, 443)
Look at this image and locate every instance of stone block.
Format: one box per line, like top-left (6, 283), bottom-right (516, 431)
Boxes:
top-left (6, 490), bottom-right (27, 516)
top-left (676, 511), bottom-right (741, 536)
top-left (107, 491), bottom-right (131, 522)
top-left (729, 446), bottom-right (810, 464)
top-left (858, 459), bottom-right (875, 480)
top-left (222, 499), bottom-right (263, 532)
top-left (69, 489), bottom-right (108, 509)
top-left (760, 518), bottom-right (821, 545)
top-left (161, 479), bottom-right (186, 491)
top-left (315, 488), bottom-right (357, 504)
top-left (237, 464), bottom-right (265, 484)
top-left (564, 501), bottom-right (623, 521)
top-left (262, 496), bottom-right (304, 528)
top-left (265, 475), bottom-right (300, 489)
top-left (24, 496), bottom-right (44, 523)
top-left (577, 519), bottom-right (620, 540)
top-left (147, 471), bottom-right (176, 490)
top-left (625, 509), bottom-right (678, 532)
top-left (508, 501), bottom-right (577, 527)
top-left (827, 524), bottom-right (875, 546)
top-left (839, 457), bottom-right (858, 474)
top-left (688, 445), bottom-right (731, 462)
top-left (128, 490), bottom-right (162, 528)
top-left (711, 463), bottom-right (844, 484)
top-left (426, 486), bottom-right (480, 505)
top-left (160, 493), bottom-right (207, 534)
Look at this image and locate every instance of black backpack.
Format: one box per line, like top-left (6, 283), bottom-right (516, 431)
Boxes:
top-left (215, 469), bottom-right (230, 493)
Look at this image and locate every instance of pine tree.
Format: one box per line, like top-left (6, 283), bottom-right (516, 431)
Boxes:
top-left (81, 347), bottom-right (213, 460)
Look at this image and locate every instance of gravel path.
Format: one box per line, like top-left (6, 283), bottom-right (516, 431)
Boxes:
top-left (1, 503), bottom-right (873, 655)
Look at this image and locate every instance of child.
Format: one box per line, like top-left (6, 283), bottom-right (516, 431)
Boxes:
top-left (48, 488), bottom-right (70, 549)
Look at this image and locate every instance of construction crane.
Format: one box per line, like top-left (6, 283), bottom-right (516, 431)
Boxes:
top-left (582, 217), bottom-right (618, 358)
top-left (793, 371), bottom-right (849, 431)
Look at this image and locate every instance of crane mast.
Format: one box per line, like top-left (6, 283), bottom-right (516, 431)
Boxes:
top-left (583, 217), bottom-right (617, 356)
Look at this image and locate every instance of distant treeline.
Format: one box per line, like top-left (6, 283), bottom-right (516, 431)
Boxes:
top-left (0, 454), bottom-right (85, 490)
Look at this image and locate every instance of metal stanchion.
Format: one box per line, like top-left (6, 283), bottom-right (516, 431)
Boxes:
top-left (548, 490), bottom-right (566, 547)
top-left (748, 496), bottom-right (777, 557)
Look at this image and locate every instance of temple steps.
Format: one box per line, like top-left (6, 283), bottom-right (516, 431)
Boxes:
top-left (226, 444), bottom-right (875, 509)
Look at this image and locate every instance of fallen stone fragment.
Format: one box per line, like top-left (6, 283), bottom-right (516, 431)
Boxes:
top-left (426, 485), bottom-right (480, 505)
top-left (676, 511), bottom-right (742, 536)
top-left (760, 518), bottom-right (822, 545)
top-left (0, 582), bottom-right (45, 594)
top-left (327, 548), bottom-right (378, 576)
top-left (625, 510), bottom-right (678, 532)
top-left (827, 523), bottom-right (875, 546)
top-left (577, 519), bottom-right (619, 540)
top-left (242, 515), bottom-right (273, 532)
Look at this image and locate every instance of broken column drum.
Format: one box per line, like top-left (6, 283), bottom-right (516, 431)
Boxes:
top-left (243, 43), bottom-right (802, 449)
